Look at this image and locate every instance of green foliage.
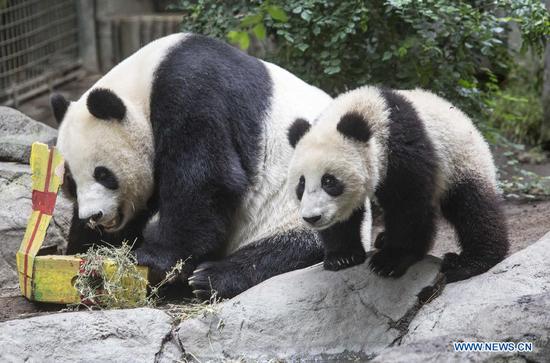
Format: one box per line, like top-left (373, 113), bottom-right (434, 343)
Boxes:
top-left (486, 71), bottom-right (544, 145)
top-left (175, 0), bottom-right (549, 118)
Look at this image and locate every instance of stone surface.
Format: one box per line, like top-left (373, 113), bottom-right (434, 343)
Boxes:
top-left (176, 254), bottom-right (443, 362)
top-left (0, 106), bottom-right (57, 163)
top-left (0, 308), bottom-right (180, 363)
top-left (373, 231), bottom-right (550, 362)
top-left (1, 232), bottom-right (550, 361)
top-left (0, 107), bottom-right (71, 292)
top-left (0, 162), bottom-right (72, 291)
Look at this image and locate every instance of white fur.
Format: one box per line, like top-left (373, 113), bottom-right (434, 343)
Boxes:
top-left (288, 86), bottom-right (498, 242)
top-left (56, 34), bottom-right (186, 231)
top-left (398, 89), bottom-right (498, 192)
top-left (225, 62), bottom-right (332, 253)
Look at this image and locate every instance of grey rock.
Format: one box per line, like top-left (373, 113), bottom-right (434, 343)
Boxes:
top-left (374, 231), bottom-right (550, 362)
top-left (0, 308), bottom-right (179, 363)
top-left (0, 161), bottom-right (72, 291)
top-left (0, 106), bottom-right (57, 163)
top-left (0, 108), bottom-right (71, 292)
top-left (176, 254), bottom-right (443, 361)
top-left (372, 335), bottom-right (535, 363)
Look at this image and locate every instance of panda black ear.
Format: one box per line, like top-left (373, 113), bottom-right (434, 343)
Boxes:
top-left (288, 118), bottom-right (311, 148)
top-left (337, 112), bottom-right (372, 142)
top-left (50, 93), bottom-right (69, 125)
top-left (87, 88), bottom-right (126, 121)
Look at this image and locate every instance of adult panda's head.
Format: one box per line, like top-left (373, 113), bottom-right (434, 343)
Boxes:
top-left (287, 104), bottom-right (382, 230)
top-left (51, 88), bottom-right (154, 232)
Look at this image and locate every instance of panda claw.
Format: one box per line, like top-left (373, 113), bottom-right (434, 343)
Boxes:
top-left (193, 268), bottom-right (206, 273)
top-left (192, 289), bottom-right (212, 301)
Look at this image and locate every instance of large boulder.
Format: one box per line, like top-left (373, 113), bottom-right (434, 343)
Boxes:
top-left (374, 231), bottom-right (550, 362)
top-left (0, 308), bottom-right (181, 363)
top-left (0, 107), bottom-right (71, 292)
top-left (0, 106), bottom-right (57, 163)
top-left (0, 232), bottom-right (549, 361)
top-left (176, 255), bottom-right (443, 361)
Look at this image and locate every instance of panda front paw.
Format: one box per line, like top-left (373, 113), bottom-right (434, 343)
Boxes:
top-left (369, 248), bottom-right (420, 278)
top-left (324, 249), bottom-right (366, 271)
top-left (135, 246), bottom-right (194, 284)
top-left (188, 260), bottom-right (244, 301)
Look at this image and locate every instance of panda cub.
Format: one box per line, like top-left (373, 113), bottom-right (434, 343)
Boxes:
top-left (287, 86), bottom-right (509, 282)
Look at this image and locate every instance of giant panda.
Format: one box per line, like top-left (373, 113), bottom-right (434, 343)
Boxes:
top-left (287, 86), bottom-right (509, 282)
top-left (52, 33), bottom-right (332, 299)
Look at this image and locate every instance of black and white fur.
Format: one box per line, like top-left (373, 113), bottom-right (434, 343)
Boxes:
top-left (287, 86), bottom-right (509, 282)
top-left (53, 33), bottom-right (332, 299)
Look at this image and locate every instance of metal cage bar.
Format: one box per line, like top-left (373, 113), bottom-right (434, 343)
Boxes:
top-left (0, 0), bottom-right (82, 106)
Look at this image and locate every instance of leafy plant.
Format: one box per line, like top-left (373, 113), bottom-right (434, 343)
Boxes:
top-left (175, 0), bottom-right (549, 119)
top-left (486, 72), bottom-right (544, 145)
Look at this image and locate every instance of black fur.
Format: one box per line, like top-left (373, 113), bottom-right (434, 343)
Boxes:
top-left (50, 93), bottom-right (69, 124)
top-left (296, 175), bottom-right (305, 200)
top-left (321, 173), bottom-right (344, 197)
top-left (440, 179), bottom-right (509, 282)
top-left (87, 88), bottom-right (126, 120)
top-left (337, 111), bottom-right (372, 142)
top-left (288, 118), bottom-right (311, 148)
top-left (370, 89), bottom-right (439, 277)
top-left (319, 207), bottom-right (366, 271)
top-left (61, 163), bottom-right (77, 201)
top-left (188, 229), bottom-right (324, 299)
top-left (137, 34), bottom-right (273, 280)
top-left (93, 166), bottom-right (119, 190)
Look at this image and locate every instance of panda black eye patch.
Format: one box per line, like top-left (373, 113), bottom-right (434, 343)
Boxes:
top-left (321, 173), bottom-right (344, 196)
top-left (94, 166), bottom-right (119, 190)
top-left (296, 176), bottom-right (305, 200)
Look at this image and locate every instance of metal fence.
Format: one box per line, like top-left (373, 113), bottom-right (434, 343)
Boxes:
top-left (0, 0), bottom-right (82, 106)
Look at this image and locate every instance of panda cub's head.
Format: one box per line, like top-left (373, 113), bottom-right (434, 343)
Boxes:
top-left (287, 111), bottom-right (375, 230)
top-left (51, 88), bottom-right (154, 232)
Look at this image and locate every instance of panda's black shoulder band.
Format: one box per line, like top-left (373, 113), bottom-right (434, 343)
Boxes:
top-left (337, 111), bottom-right (372, 142)
top-left (87, 88), bottom-right (126, 121)
top-left (288, 118), bottom-right (311, 148)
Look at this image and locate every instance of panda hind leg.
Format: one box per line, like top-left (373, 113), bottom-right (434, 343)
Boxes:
top-left (440, 178), bottom-right (509, 282)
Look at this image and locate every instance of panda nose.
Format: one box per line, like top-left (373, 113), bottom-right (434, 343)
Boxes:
top-left (89, 211), bottom-right (103, 222)
top-left (303, 215), bottom-right (321, 225)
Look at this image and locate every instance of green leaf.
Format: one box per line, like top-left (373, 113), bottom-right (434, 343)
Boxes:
top-left (252, 23), bottom-right (266, 40)
top-left (297, 43), bottom-right (309, 52)
top-left (227, 30), bottom-right (240, 43)
top-left (382, 51), bottom-right (392, 61)
top-left (324, 65), bottom-right (341, 75)
top-left (240, 13), bottom-right (263, 27)
top-left (238, 32), bottom-right (250, 50)
top-left (301, 10), bottom-right (312, 22)
top-left (227, 31), bottom-right (250, 50)
top-left (267, 5), bottom-right (289, 22)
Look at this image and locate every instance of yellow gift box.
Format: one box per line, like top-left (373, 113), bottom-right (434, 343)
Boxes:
top-left (16, 142), bottom-right (148, 304)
